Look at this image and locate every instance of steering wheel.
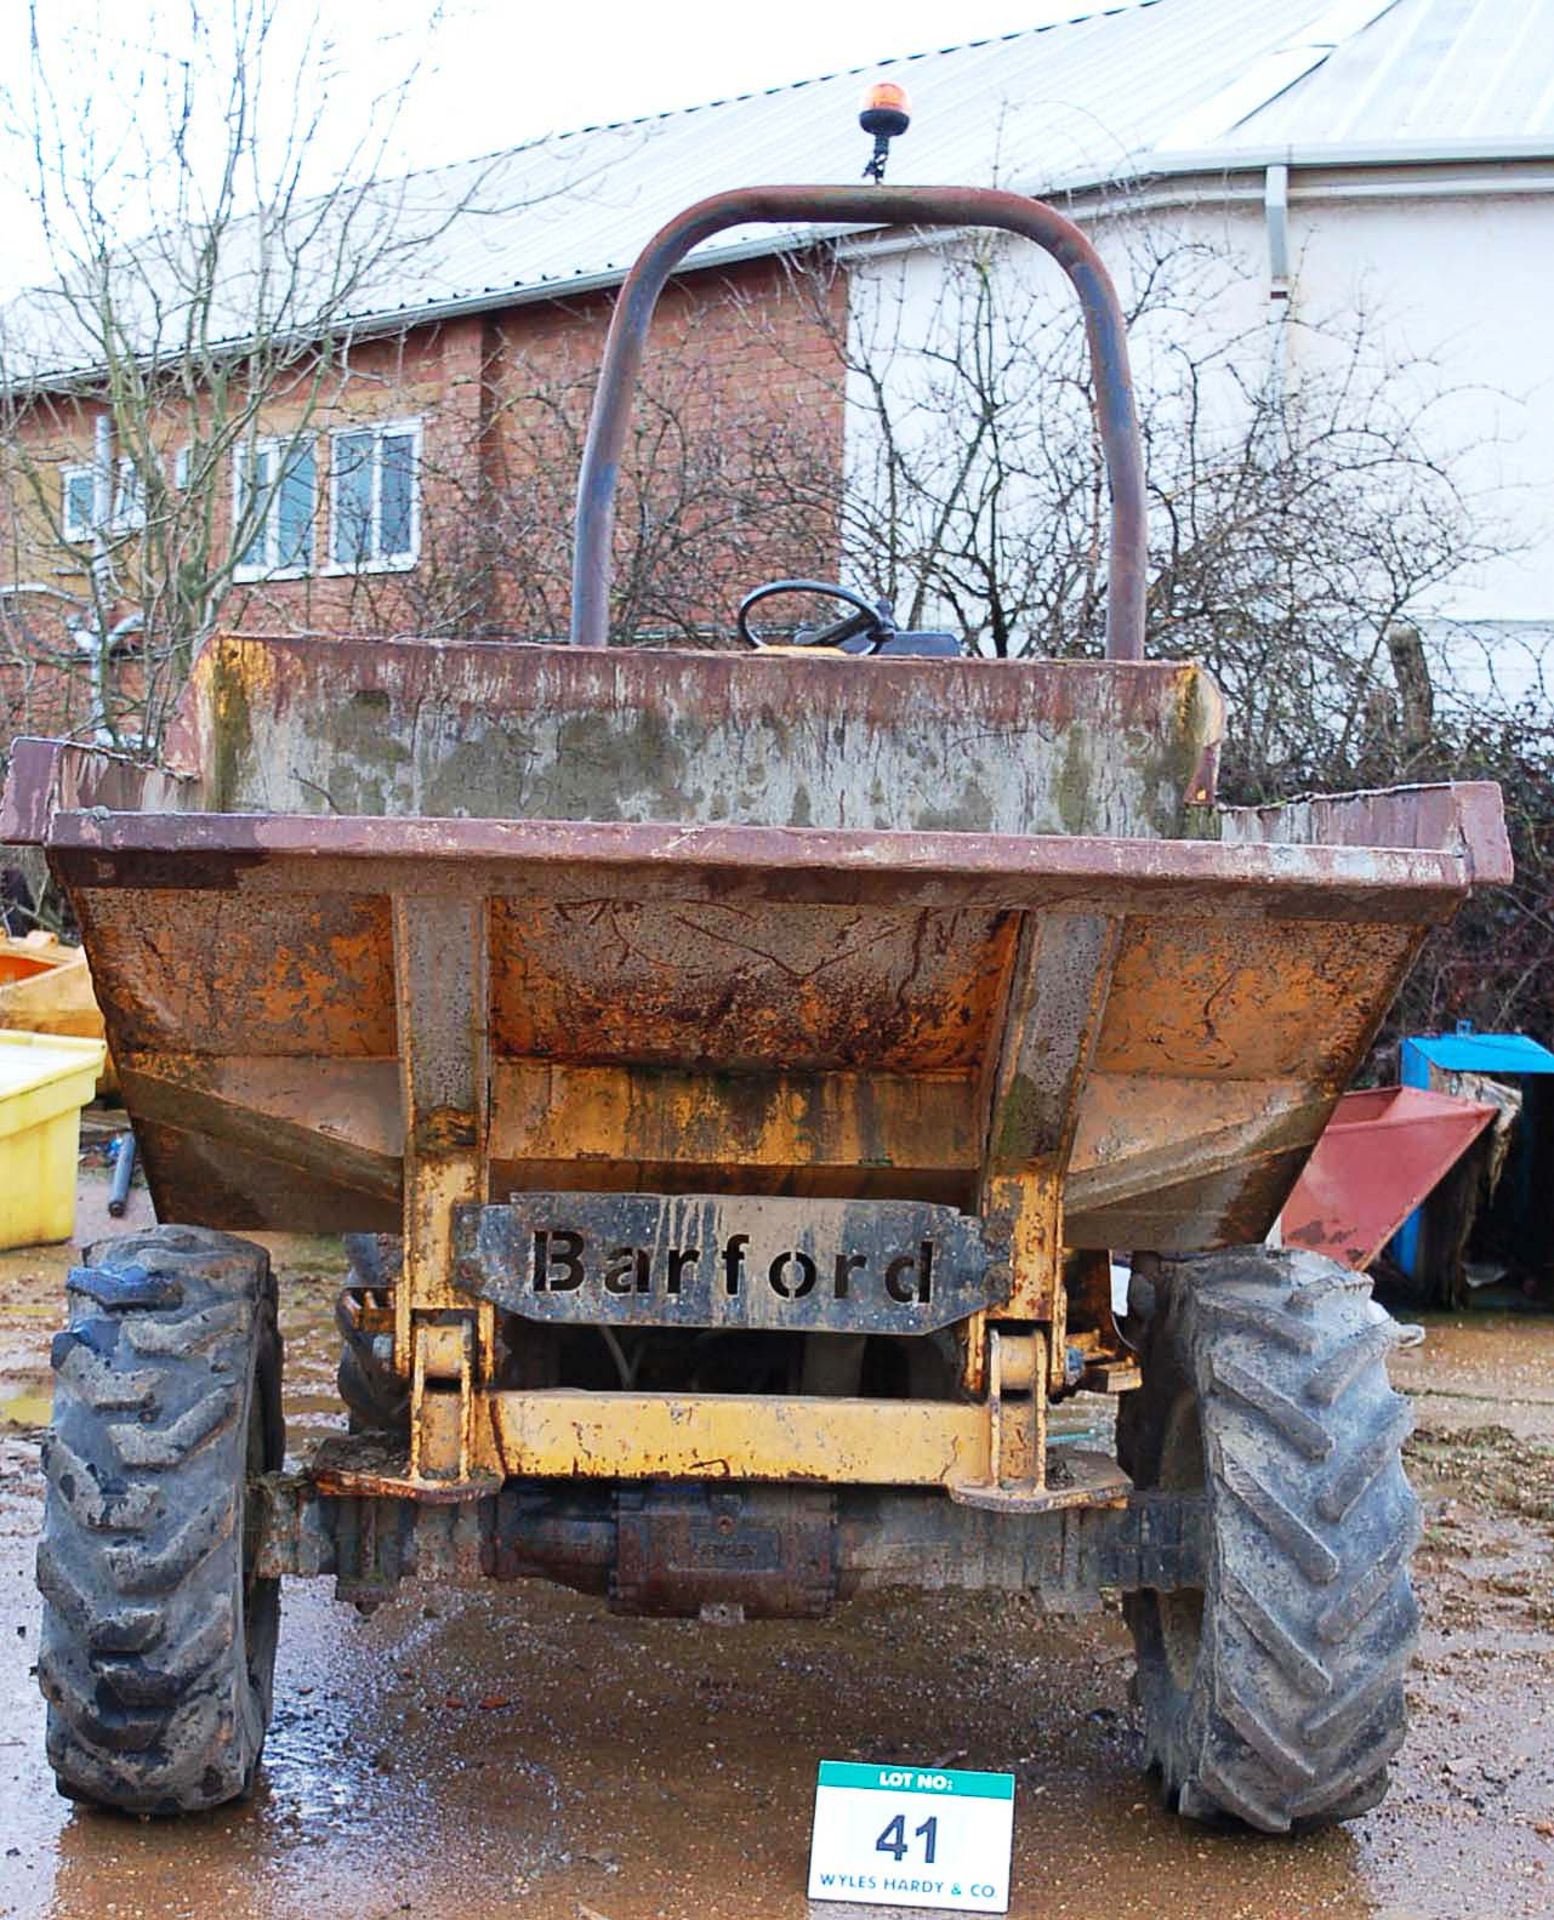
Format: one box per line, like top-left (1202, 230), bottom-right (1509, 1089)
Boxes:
top-left (736, 579), bottom-right (893, 652)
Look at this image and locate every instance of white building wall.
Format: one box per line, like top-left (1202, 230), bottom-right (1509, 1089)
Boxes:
top-left (1282, 187), bottom-right (1554, 692)
top-left (1295, 192), bottom-right (1553, 625)
top-left (843, 174), bottom-right (1554, 711)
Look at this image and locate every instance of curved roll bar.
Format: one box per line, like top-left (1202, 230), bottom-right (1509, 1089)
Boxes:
top-left (570, 185), bottom-right (1148, 661)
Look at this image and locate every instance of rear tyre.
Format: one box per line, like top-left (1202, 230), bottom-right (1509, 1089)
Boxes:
top-left (1117, 1246), bottom-right (1418, 1832)
top-left (37, 1227), bottom-right (283, 1814)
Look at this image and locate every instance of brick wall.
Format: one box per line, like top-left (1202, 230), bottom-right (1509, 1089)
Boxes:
top-left (0, 251), bottom-right (848, 754)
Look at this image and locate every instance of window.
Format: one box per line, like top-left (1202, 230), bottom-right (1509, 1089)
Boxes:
top-left (60, 457), bottom-right (143, 540)
top-left (329, 420), bottom-right (420, 572)
top-left (61, 466), bottom-right (95, 541)
top-left (233, 437), bottom-right (316, 578)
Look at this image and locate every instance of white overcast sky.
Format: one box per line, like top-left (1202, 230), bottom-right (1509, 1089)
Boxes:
top-left (0, 0), bottom-right (1122, 296)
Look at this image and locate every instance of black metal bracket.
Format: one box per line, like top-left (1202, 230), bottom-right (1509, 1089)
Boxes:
top-left (453, 1192), bottom-right (1008, 1336)
top-left (612, 1484), bottom-right (837, 1619)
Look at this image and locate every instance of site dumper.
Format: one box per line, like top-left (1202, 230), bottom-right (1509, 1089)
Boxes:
top-left (2, 184), bottom-right (1510, 1831)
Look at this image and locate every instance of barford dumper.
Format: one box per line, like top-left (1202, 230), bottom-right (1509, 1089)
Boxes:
top-left (1, 181), bottom-right (1510, 1832)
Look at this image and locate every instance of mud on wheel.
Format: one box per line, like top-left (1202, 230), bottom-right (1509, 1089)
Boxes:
top-left (1118, 1246), bottom-right (1419, 1832)
top-left (36, 1227), bottom-right (283, 1815)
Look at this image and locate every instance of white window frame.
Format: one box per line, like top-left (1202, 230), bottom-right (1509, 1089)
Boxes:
top-left (325, 417), bottom-right (422, 576)
top-left (59, 456), bottom-right (143, 540)
top-left (231, 435), bottom-right (317, 582)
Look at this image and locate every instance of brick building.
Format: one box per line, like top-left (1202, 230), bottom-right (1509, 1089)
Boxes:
top-left (5, 0), bottom-right (1552, 757)
top-left (0, 253), bottom-right (847, 750)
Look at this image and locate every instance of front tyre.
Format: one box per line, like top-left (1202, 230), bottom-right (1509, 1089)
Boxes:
top-left (37, 1227), bottom-right (283, 1815)
top-left (1117, 1247), bottom-right (1418, 1832)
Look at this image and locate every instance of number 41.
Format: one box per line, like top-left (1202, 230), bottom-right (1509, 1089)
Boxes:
top-left (877, 1813), bottom-right (938, 1865)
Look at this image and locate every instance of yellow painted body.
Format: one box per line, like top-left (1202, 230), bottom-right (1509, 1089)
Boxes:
top-left (482, 1390), bottom-right (1025, 1487)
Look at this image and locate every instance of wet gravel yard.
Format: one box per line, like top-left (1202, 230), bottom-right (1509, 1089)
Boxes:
top-left (1, 1183), bottom-right (1551, 1920)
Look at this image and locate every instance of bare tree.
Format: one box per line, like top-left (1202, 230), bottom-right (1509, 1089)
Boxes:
top-left (0, 0), bottom-right (511, 753)
top-left (801, 228), bottom-right (1510, 799)
top-left (1386, 706), bottom-right (1554, 1047)
top-left (324, 281), bottom-right (845, 647)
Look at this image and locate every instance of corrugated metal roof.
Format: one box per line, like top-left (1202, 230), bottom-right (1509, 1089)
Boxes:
top-left (357, 0), bottom-right (1302, 317)
top-left (1192, 0), bottom-right (1554, 154)
top-left (6, 0), bottom-right (1552, 373)
top-left (1152, 0), bottom-right (1405, 150)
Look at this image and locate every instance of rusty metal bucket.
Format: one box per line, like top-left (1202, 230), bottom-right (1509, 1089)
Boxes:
top-left (0, 648), bottom-right (1510, 1263)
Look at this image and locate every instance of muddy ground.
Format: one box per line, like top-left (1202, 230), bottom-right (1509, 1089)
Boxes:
top-left (1, 1171), bottom-right (1552, 1919)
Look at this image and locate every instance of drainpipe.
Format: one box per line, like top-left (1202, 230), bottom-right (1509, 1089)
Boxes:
top-left (1264, 162), bottom-right (1291, 423)
top-left (81, 413), bottom-right (115, 741)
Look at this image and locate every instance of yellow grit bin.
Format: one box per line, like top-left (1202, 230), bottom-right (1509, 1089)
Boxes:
top-left (0, 1031), bottom-right (107, 1248)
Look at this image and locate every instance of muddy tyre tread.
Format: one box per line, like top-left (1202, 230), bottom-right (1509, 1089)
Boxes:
top-left (37, 1226), bottom-right (283, 1815)
top-left (1119, 1246), bottom-right (1418, 1833)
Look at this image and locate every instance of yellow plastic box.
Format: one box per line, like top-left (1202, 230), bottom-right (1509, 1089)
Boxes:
top-left (0, 1030), bottom-right (109, 1249)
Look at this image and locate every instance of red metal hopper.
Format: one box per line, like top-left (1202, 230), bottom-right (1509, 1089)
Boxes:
top-left (1280, 1085), bottom-right (1497, 1271)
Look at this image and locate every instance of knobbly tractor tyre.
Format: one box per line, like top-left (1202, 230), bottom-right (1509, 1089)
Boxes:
top-left (36, 1227), bottom-right (284, 1815)
top-left (1117, 1246), bottom-right (1419, 1832)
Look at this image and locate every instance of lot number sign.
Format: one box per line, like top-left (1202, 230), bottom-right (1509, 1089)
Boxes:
top-left (807, 1761), bottom-right (1015, 1913)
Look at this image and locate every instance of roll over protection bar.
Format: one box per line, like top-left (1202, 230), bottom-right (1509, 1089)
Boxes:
top-left (570, 185), bottom-right (1147, 660)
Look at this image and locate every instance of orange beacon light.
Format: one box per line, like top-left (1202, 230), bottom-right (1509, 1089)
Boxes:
top-left (860, 81), bottom-right (911, 180)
